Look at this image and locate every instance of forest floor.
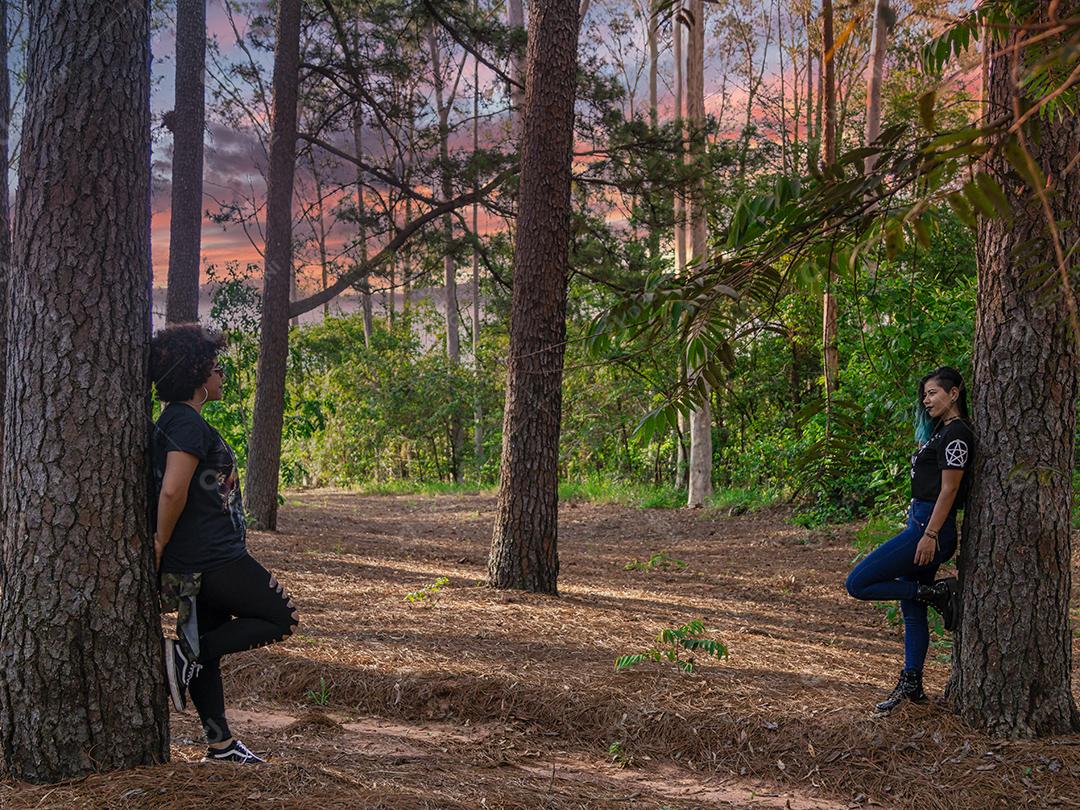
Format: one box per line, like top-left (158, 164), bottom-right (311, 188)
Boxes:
top-left (5, 490), bottom-right (1080, 809)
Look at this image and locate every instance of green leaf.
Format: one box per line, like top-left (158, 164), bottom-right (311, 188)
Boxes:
top-left (974, 172), bottom-right (1012, 218)
top-left (1003, 140), bottom-right (1047, 191)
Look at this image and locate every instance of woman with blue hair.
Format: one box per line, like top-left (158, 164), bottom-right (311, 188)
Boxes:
top-left (845, 366), bottom-right (974, 713)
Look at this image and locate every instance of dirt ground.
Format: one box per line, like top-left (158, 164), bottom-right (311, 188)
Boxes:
top-left (4, 490), bottom-right (1080, 809)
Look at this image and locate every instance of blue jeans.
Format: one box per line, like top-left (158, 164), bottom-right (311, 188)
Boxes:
top-left (845, 499), bottom-right (957, 672)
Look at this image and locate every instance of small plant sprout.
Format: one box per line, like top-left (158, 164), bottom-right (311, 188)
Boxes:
top-left (624, 550), bottom-right (688, 572)
top-left (607, 740), bottom-right (634, 768)
top-left (405, 576), bottom-right (450, 606)
top-left (615, 620), bottom-right (727, 673)
top-left (304, 676), bottom-right (332, 707)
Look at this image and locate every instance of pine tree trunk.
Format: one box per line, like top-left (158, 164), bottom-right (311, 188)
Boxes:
top-left (488, 0), bottom-right (579, 593)
top-left (686, 0), bottom-right (712, 508)
top-left (244, 0), bottom-right (302, 530)
top-left (166, 0), bottom-right (205, 324)
top-left (0, 1), bottom-right (169, 782)
top-left (0, 0), bottom-right (11, 470)
top-left (950, 7), bottom-right (1080, 737)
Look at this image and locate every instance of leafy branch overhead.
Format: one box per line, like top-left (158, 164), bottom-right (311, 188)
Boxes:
top-left (588, 1), bottom-right (1080, 447)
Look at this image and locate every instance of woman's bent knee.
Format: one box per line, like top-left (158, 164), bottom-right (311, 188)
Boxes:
top-left (845, 571), bottom-right (865, 600)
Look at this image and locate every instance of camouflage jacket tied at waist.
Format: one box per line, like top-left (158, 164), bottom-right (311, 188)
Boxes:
top-left (159, 572), bottom-right (202, 660)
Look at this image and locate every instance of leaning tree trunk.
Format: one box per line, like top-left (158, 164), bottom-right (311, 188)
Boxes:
top-left (0, 0), bottom-right (169, 782)
top-left (950, 7), bottom-right (1080, 737)
top-left (685, 0), bottom-right (712, 508)
top-left (244, 0), bottom-right (302, 530)
top-left (488, 0), bottom-right (580, 593)
top-left (166, 0), bottom-right (206, 324)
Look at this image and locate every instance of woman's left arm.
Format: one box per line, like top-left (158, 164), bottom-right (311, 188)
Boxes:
top-left (913, 469), bottom-right (964, 566)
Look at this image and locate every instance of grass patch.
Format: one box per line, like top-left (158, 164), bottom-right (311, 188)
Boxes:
top-left (708, 486), bottom-right (780, 513)
top-left (348, 480), bottom-right (494, 497)
top-left (558, 478), bottom-right (781, 512)
top-left (558, 478), bottom-right (681, 509)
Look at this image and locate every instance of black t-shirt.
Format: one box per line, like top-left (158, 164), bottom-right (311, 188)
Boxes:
top-left (910, 419), bottom-right (975, 505)
top-left (153, 403), bottom-right (247, 573)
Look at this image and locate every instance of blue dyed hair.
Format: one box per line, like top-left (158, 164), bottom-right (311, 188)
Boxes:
top-left (915, 366), bottom-right (968, 444)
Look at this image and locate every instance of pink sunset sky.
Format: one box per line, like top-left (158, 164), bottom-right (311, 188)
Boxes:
top-left (148, 1), bottom-right (976, 291)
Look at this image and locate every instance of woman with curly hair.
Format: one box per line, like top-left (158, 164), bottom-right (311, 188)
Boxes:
top-left (150, 323), bottom-right (298, 764)
top-left (845, 366), bottom-right (974, 713)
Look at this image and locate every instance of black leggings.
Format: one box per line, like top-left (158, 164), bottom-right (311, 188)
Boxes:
top-left (189, 554), bottom-right (299, 743)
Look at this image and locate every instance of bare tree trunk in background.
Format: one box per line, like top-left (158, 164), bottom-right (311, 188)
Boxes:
top-left (488, 0), bottom-right (580, 593)
top-left (806, 10), bottom-right (815, 173)
top-left (864, 0), bottom-right (890, 172)
top-left (0, 0), bottom-right (169, 782)
top-left (645, 0), bottom-right (660, 260)
top-left (822, 0), bottom-right (835, 165)
top-left (776, 0), bottom-right (788, 173)
top-left (673, 6), bottom-right (688, 489)
top-left (166, 0), bottom-right (206, 324)
top-left (951, 5), bottom-right (1080, 737)
top-left (428, 23), bottom-right (464, 483)
top-left (310, 155), bottom-right (331, 319)
top-left (813, 28), bottom-right (823, 168)
top-left (821, 0), bottom-right (838, 394)
top-left (472, 0), bottom-right (483, 461)
top-left (686, 0), bottom-right (712, 508)
top-left (353, 96), bottom-right (372, 347)
top-left (507, 0), bottom-right (525, 137)
top-left (648, 0), bottom-right (658, 129)
top-left (244, 0), bottom-right (302, 530)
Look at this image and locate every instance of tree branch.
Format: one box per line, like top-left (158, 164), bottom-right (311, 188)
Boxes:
top-left (289, 168), bottom-right (517, 317)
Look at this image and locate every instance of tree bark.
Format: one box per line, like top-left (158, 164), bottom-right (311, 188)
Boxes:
top-left (0, 0), bottom-right (11, 470)
top-left (488, 0), bottom-right (579, 593)
top-left (950, 6), bottom-right (1080, 737)
top-left (0, 0), bottom-right (169, 782)
top-left (864, 0), bottom-right (890, 173)
top-left (166, 0), bottom-right (206, 324)
top-left (686, 0), bottom-right (712, 508)
top-left (243, 0), bottom-right (302, 530)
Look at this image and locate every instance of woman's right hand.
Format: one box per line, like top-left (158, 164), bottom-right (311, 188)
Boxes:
top-left (154, 532), bottom-right (165, 571)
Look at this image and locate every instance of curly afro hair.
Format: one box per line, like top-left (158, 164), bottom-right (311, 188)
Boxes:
top-left (150, 323), bottom-right (226, 402)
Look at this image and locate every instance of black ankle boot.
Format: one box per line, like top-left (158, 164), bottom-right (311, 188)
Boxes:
top-left (915, 576), bottom-right (958, 631)
top-left (875, 668), bottom-right (927, 713)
